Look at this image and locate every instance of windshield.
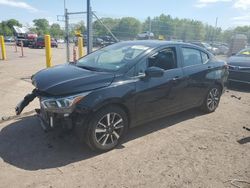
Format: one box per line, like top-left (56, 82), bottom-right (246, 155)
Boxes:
top-left (76, 43), bottom-right (150, 71)
top-left (236, 48), bottom-right (250, 56)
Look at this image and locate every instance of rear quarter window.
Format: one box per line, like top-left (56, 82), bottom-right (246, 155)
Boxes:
top-left (201, 52), bottom-right (209, 64)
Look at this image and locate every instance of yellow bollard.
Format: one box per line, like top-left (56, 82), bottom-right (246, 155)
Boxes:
top-left (44, 35), bottom-right (52, 67)
top-left (78, 37), bottom-right (84, 59)
top-left (0, 35), bottom-right (7, 60)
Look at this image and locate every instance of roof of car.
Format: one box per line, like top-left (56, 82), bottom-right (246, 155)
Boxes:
top-left (119, 40), bottom-right (196, 48)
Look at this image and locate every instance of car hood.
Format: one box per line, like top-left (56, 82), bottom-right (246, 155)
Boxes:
top-left (32, 64), bottom-right (115, 96)
top-left (227, 56), bottom-right (250, 67)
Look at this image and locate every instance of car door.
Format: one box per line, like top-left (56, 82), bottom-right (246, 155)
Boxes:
top-left (133, 46), bottom-right (186, 124)
top-left (180, 45), bottom-right (213, 107)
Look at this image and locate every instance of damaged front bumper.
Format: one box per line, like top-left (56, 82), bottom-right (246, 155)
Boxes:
top-left (15, 89), bottom-right (39, 115)
top-left (36, 108), bottom-right (75, 132)
top-left (15, 90), bottom-right (90, 132)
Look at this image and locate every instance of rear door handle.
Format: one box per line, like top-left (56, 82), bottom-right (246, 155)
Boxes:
top-left (208, 65), bottom-right (214, 69)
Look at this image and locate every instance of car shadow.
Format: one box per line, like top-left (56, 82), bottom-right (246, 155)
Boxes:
top-left (0, 109), bottom-right (204, 171)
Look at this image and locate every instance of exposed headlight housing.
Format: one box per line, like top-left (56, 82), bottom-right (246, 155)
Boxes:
top-left (41, 92), bottom-right (90, 113)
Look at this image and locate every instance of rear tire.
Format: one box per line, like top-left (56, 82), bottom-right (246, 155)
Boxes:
top-left (85, 105), bottom-right (128, 152)
top-left (201, 85), bottom-right (221, 113)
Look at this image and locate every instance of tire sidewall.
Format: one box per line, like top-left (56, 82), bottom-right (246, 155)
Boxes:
top-left (204, 85), bottom-right (221, 113)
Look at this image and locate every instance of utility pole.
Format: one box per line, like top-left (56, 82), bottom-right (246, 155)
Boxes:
top-left (65, 8), bottom-right (70, 62)
top-left (148, 17), bottom-right (151, 40)
top-left (212, 17), bottom-right (218, 44)
top-left (87, 0), bottom-right (93, 54)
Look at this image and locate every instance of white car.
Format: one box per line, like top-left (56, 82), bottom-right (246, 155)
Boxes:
top-left (137, 31), bottom-right (154, 39)
top-left (57, 39), bottom-right (65, 43)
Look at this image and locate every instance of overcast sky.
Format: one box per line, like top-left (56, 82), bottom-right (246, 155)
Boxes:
top-left (0, 0), bottom-right (250, 30)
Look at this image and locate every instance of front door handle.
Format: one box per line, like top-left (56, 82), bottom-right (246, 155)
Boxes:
top-left (172, 76), bottom-right (180, 81)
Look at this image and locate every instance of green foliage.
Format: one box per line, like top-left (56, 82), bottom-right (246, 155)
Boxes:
top-left (93, 18), bottom-right (120, 36)
top-left (68, 21), bottom-right (86, 38)
top-left (113, 17), bottom-right (141, 39)
top-left (0, 19), bottom-right (22, 36)
top-left (1, 16), bottom-right (250, 44)
top-left (33, 19), bottom-right (50, 35)
top-left (50, 23), bottom-right (64, 38)
top-left (145, 15), bottom-right (206, 41)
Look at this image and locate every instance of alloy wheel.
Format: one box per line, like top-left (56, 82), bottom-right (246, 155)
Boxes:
top-left (207, 88), bottom-right (220, 111)
top-left (94, 113), bottom-right (124, 146)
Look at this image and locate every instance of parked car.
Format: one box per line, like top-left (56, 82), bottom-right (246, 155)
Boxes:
top-left (211, 43), bottom-right (229, 55)
top-left (93, 37), bottom-right (104, 47)
top-left (100, 35), bottom-right (117, 46)
top-left (16, 33), bottom-right (38, 47)
top-left (4, 36), bottom-right (15, 42)
top-left (57, 39), bottom-right (65, 44)
top-left (137, 31), bottom-right (154, 39)
top-left (15, 41), bottom-right (228, 152)
top-left (32, 37), bottom-right (58, 48)
top-left (190, 42), bottom-right (219, 55)
top-left (227, 48), bottom-right (250, 84)
top-left (76, 36), bottom-right (104, 47)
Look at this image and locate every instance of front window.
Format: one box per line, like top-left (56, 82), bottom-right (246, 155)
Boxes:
top-left (76, 43), bottom-right (150, 72)
top-left (148, 47), bottom-right (177, 70)
top-left (134, 47), bottom-right (177, 76)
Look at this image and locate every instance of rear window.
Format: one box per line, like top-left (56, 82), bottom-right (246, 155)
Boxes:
top-left (182, 48), bottom-right (203, 67)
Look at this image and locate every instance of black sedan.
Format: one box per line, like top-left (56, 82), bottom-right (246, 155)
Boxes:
top-left (227, 48), bottom-right (250, 84)
top-left (16, 41), bottom-right (228, 152)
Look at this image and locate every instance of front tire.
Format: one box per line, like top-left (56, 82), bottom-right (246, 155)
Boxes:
top-left (201, 86), bottom-right (221, 113)
top-left (85, 105), bottom-right (128, 152)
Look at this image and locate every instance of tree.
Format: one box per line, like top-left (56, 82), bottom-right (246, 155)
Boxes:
top-left (93, 18), bottom-right (120, 36)
top-left (0, 19), bottom-right (22, 36)
top-left (33, 19), bottom-right (50, 35)
top-left (6, 19), bottom-right (22, 28)
top-left (74, 21), bottom-right (86, 34)
top-left (68, 21), bottom-right (86, 38)
top-left (113, 17), bottom-right (141, 40)
top-left (50, 23), bottom-right (64, 38)
top-left (0, 21), bottom-right (12, 36)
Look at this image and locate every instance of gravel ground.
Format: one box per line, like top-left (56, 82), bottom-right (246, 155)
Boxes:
top-left (0, 44), bottom-right (249, 188)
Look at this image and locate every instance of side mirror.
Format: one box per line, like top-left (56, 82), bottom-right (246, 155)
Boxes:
top-left (145, 66), bottom-right (164, 78)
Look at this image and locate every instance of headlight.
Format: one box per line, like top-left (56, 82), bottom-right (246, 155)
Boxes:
top-left (41, 92), bottom-right (90, 113)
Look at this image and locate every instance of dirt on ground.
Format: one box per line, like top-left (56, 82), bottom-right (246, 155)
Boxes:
top-left (0, 44), bottom-right (249, 188)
